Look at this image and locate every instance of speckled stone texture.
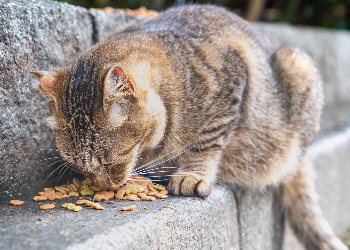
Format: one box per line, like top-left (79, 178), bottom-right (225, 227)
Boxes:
top-left (0, 0), bottom-right (93, 195)
top-left (89, 9), bottom-right (145, 44)
top-left (1, 1), bottom-right (350, 250)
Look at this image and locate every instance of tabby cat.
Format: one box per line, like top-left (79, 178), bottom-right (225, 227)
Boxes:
top-left (32, 5), bottom-right (347, 250)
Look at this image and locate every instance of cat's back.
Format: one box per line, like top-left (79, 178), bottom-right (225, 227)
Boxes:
top-left (120, 5), bottom-right (274, 56)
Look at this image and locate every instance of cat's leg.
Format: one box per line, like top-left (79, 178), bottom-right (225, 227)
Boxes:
top-left (281, 156), bottom-right (347, 250)
top-left (168, 129), bottom-right (230, 198)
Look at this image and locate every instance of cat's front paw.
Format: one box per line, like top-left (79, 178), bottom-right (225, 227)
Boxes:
top-left (169, 172), bottom-right (213, 198)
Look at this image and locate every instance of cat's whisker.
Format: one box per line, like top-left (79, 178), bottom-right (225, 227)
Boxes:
top-left (133, 141), bottom-right (197, 172)
top-left (58, 163), bottom-right (70, 182)
top-left (134, 146), bottom-right (194, 174)
top-left (68, 166), bottom-right (83, 174)
top-left (44, 161), bottom-right (67, 182)
top-left (45, 159), bottom-right (64, 169)
top-left (133, 169), bottom-right (205, 175)
top-left (38, 156), bottom-right (62, 162)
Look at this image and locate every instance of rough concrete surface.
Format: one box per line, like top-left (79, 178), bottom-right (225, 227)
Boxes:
top-left (0, 0), bottom-right (93, 194)
top-left (89, 9), bottom-right (145, 44)
top-left (0, 185), bottom-right (243, 250)
top-left (1, 1), bottom-right (350, 249)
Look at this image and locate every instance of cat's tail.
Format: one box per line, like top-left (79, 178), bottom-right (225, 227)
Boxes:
top-left (281, 156), bottom-right (347, 250)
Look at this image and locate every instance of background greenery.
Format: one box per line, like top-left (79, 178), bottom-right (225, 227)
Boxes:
top-left (56, 0), bottom-right (350, 30)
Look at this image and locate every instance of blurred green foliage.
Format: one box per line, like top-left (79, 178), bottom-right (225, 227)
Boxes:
top-left (56, 0), bottom-right (350, 30)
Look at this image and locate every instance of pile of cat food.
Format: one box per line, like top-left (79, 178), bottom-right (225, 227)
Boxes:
top-left (10, 175), bottom-right (169, 212)
top-left (90, 6), bottom-right (159, 17)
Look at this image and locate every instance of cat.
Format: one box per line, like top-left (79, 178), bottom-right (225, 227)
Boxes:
top-left (31, 5), bottom-right (347, 250)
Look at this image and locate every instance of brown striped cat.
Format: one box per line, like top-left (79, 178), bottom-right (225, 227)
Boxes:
top-left (32, 5), bottom-right (346, 250)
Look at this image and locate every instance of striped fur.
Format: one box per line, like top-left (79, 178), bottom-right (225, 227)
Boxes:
top-left (33, 5), bottom-right (346, 249)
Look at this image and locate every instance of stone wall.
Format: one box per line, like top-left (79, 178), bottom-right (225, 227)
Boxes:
top-left (0, 1), bottom-right (349, 249)
top-left (0, 0), bottom-right (142, 195)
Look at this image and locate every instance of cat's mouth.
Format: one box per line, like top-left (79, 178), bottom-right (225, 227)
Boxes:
top-left (86, 164), bottom-right (129, 190)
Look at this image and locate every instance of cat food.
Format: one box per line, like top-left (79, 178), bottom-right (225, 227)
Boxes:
top-left (72, 178), bottom-right (82, 188)
top-left (33, 196), bottom-right (48, 201)
top-left (121, 205), bottom-right (136, 211)
top-left (10, 200), bottom-right (24, 206)
top-left (62, 203), bottom-right (82, 212)
top-left (153, 185), bottom-right (166, 191)
top-left (91, 203), bottom-right (104, 210)
top-left (32, 176), bottom-right (168, 207)
top-left (94, 193), bottom-right (108, 202)
top-left (75, 199), bottom-right (88, 205)
top-left (54, 186), bottom-right (67, 195)
top-left (159, 190), bottom-right (168, 195)
top-left (155, 193), bottom-right (168, 199)
top-left (115, 187), bottom-right (126, 200)
top-left (90, 185), bottom-right (102, 192)
top-left (40, 204), bottom-right (55, 210)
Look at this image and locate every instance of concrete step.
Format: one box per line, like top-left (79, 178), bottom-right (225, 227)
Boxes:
top-left (1, 1), bottom-right (350, 249)
top-left (1, 123), bottom-right (349, 249)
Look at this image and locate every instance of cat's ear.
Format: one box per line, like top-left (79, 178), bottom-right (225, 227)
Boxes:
top-left (103, 66), bottom-right (135, 96)
top-left (31, 67), bottom-right (66, 104)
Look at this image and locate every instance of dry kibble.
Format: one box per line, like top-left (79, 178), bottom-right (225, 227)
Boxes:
top-left (148, 182), bottom-right (157, 192)
top-left (155, 193), bottom-right (168, 199)
top-left (79, 184), bottom-right (95, 196)
top-left (124, 184), bottom-right (137, 195)
top-left (121, 205), bottom-right (136, 211)
top-left (137, 192), bottom-right (147, 197)
top-left (46, 192), bottom-right (56, 200)
top-left (106, 191), bottom-right (115, 199)
top-left (90, 185), bottom-right (102, 192)
top-left (72, 178), bottom-right (82, 188)
top-left (55, 186), bottom-right (67, 195)
top-left (68, 191), bottom-right (80, 197)
top-left (85, 201), bottom-right (94, 207)
top-left (159, 190), bottom-right (168, 195)
top-left (10, 200), bottom-right (24, 206)
top-left (62, 203), bottom-right (82, 212)
top-left (153, 185), bottom-right (166, 191)
top-left (54, 192), bottom-right (64, 199)
top-left (115, 187), bottom-right (126, 200)
top-left (66, 185), bottom-right (74, 192)
top-left (124, 195), bottom-right (137, 201)
top-left (91, 203), bottom-right (104, 210)
top-left (76, 199), bottom-right (88, 205)
top-left (33, 196), bottom-right (48, 201)
top-left (101, 190), bottom-right (109, 198)
top-left (136, 185), bottom-right (145, 193)
top-left (82, 179), bottom-right (93, 185)
top-left (44, 188), bottom-right (55, 193)
top-left (126, 180), bottom-right (136, 185)
top-left (94, 194), bottom-right (108, 202)
top-left (69, 184), bottom-right (79, 192)
top-left (147, 191), bottom-right (158, 196)
top-left (40, 204), bottom-right (55, 210)
top-left (141, 196), bottom-right (155, 201)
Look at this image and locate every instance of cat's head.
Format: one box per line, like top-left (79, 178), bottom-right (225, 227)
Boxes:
top-left (32, 63), bottom-right (166, 189)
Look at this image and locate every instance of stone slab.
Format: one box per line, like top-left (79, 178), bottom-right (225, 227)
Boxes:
top-left (0, 185), bottom-right (242, 250)
top-left (0, 0), bottom-right (93, 195)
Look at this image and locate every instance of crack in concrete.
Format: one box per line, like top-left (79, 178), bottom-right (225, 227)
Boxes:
top-left (88, 12), bottom-right (98, 45)
top-left (233, 189), bottom-right (243, 250)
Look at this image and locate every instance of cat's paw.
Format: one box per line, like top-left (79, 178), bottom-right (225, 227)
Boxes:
top-left (169, 172), bottom-right (213, 198)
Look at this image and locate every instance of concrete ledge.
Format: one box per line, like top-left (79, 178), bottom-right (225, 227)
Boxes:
top-left (1, 126), bottom-right (349, 249)
top-left (1, 1), bottom-right (350, 249)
